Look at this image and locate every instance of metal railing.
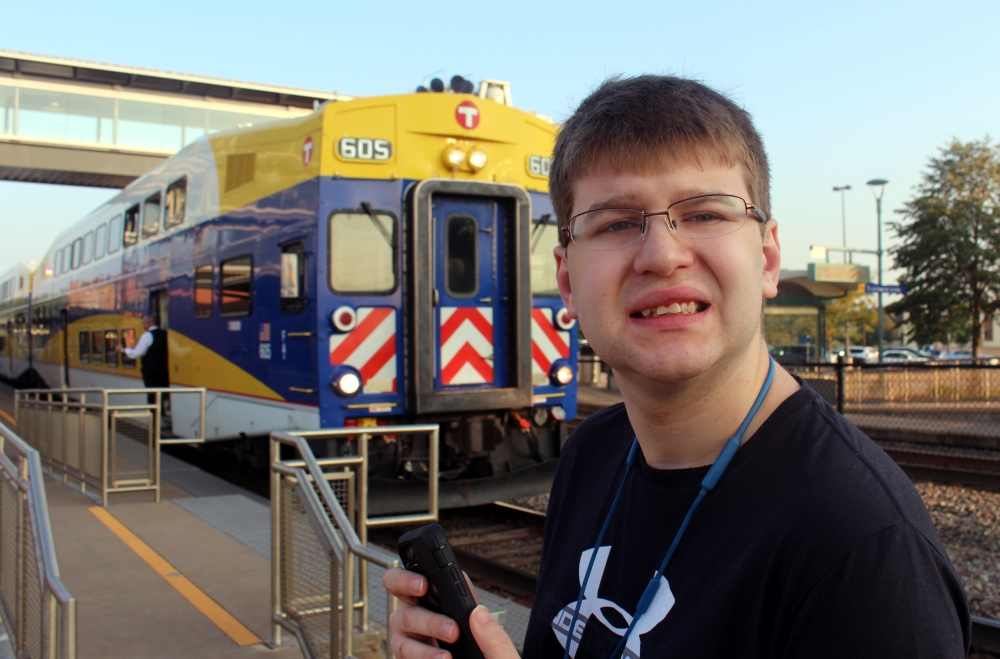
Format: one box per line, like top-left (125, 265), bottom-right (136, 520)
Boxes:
top-left (14, 388), bottom-right (207, 506)
top-left (0, 420), bottom-right (76, 659)
top-left (785, 362), bottom-right (1000, 442)
top-left (271, 425), bottom-right (441, 659)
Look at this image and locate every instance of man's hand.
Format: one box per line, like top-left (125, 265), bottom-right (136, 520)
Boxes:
top-left (382, 567), bottom-right (519, 659)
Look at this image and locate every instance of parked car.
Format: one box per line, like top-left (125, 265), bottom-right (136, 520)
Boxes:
top-left (881, 349), bottom-right (928, 363)
top-left (847, 346), bottom-right (879, 364)
top-left (769, 345), bottom-right (817, 365)
top-left (942, 350), bottom-right (1000, 365)
top-left (887, 345), bottom-right (934, 360)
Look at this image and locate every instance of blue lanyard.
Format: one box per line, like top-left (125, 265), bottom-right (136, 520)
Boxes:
top-left (562, 357), bottom-right (776, 659)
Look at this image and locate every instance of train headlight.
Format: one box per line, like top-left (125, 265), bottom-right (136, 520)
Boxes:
top-left (331, 366), bottom-right (363, 397)
top-left (555, 307), bottom-right (575, 330)
top-left (442, 145), bottom-right (466, 170)
top-left (549, 359), bottom-right (574, 386)
top-left (468, 149), bottom-right (488, 171)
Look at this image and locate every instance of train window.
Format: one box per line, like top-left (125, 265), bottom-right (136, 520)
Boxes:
top-left (91, 330), bottom-right (103, 365)
top-left (220, 255), bottom-right (253, 316)
top-left (54, 249), bottom-right (63, 276)
top-left (108, 215), bottom-right (123, 254)
top-left (104, 329), bottom-right (119, 367)
top-left (94, 224), bottom-right (107, 260)
top-left (194, 264), bottom-right (213, 318)
top-left (164, 178), bottom-right (187, 228)
top-left (445, 214), bottom-right (479, 297)
top-left (281, 241), bottom-right (306, 314)
top-left (82, 231), bottom-right (94, 265)
top-left (79, 331), bottom-right (90, 364)
top-left (142, 193), bottom-right (161, 237)
top-left (71, 238), bottom-right (83, 269)
top-left (328, 211), bottom-right (397, 294)
top-left (530, 218), bottom-right (561, 296)
top-left (120, 328), bottom-right (137, 369)
top-left (124, 205), bottom-right (140, 246)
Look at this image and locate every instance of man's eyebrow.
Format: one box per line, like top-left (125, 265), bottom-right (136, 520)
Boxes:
top-left (585, 193), bottom-right (643, 212)
top-left (584, 188), bottom-right (729, 213)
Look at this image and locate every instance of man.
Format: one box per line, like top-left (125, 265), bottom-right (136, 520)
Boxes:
top-left (117, 314), bottom-right (169, 404)
top-left (384, 76), bottom-right (969, 658)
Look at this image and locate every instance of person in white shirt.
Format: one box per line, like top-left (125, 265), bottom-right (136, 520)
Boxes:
top-left (117, 314), bottom-right (169, 402)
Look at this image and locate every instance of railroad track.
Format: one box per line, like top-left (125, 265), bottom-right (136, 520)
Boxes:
top-left (370, 502), bottom-right (544, 604)
top-left (876, 440), bottom-right (1000, 490)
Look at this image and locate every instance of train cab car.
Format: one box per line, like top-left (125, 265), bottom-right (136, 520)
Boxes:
top-left (0, 81), bottom-right (578, 511)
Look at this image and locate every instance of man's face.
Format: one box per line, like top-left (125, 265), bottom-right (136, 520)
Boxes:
top-left (554, 159), bottom-right (781, 386)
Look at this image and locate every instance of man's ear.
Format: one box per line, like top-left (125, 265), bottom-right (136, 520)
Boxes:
top-left (761, 219), bottom-right (781, 300)
top-left (554, 245), bottom-right (578, 318)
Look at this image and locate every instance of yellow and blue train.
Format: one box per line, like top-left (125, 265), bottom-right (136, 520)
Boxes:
top-left (0, 80), bottom-right (577, 509)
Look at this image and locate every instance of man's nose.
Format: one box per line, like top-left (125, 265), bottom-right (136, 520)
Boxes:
top-left (632, 216), bottom-right (693, 275)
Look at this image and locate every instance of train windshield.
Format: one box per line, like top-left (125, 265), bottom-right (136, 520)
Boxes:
top-left (329, 211), bottom-right (397, 293)
top-left (530, 219), bottom-right (560, 296)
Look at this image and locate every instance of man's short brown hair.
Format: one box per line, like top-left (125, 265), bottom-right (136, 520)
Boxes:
top-left (549, 75), bottom-right (771, 245)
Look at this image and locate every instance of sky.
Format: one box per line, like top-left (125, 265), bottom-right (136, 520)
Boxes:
top-left (2, 0), bottom-right (999, 286)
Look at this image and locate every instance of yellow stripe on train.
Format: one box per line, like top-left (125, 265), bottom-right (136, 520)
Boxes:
top-left (51, 315), bottom-right (283, 402)
top-left (210, 92), bottom-right (557, 216)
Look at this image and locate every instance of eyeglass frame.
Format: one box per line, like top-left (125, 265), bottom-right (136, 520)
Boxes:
top-left (561, 193), bottom-right (769, 251)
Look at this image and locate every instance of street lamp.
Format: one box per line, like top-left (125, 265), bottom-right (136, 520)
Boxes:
top-left (833, 185), bottom-right (852, 263)
top-left (867, 178), bottom-right (889, 362)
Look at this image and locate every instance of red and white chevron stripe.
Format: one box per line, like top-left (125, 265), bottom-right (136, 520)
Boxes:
top-left (531, 308), bottom-right (570, 384)
top-left (329, 307), bottom-right (397, 393)
top-left (440, 307), bottom-right (494, 385)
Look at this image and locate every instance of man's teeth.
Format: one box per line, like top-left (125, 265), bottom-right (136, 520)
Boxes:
top-left (639, 302), bottom-right (699, 318)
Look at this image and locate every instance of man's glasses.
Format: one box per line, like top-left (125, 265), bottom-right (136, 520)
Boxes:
top-left (563, 194), bottom-right (767, 252)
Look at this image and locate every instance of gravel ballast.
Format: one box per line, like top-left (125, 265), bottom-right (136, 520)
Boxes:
top-left (916, 481), bottom-right (1000, 620)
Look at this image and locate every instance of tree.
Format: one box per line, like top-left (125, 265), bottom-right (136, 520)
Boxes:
top-left (888, 138), bottom-right (1000, 357)
top-left (825, 290), bottom-right (878, 350)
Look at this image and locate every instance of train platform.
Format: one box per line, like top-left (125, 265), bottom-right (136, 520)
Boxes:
top-left (0, 382), bottom-right (530, 658)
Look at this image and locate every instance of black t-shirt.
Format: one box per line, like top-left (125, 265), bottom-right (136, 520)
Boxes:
top-left (523, 384), bottom-right (969, 658)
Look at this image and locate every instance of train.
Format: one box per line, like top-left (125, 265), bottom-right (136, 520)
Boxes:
top-left (0, 78), bottom-right (578, 511)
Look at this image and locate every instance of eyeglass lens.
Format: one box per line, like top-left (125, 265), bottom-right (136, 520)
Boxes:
top-left (570, 194), bottom-right (750, 251)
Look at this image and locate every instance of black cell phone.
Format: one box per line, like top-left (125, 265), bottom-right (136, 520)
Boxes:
top-left (398, 523), bottom-right (485, 659)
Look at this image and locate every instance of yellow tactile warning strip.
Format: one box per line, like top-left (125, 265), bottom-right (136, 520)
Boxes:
top-left (0, 409), bottom-right (16, 426)
top-left (88, 506), bottom-right (262, 647)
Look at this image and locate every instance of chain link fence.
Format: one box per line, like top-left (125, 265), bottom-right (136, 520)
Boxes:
top-left (0, 419), bottom-right (76, 659)
top-left (784, 362), bottom-right (1000, 447)
top-left (14, 388), bottom-right (205, 506)
top-left (270, 425), bottom-right (442, 659)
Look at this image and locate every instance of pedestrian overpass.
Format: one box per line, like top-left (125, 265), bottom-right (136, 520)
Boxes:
top-left (0, 50), bottom-right (352, 188)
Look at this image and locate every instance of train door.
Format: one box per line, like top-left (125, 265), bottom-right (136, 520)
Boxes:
top-left (433, 196), bottom-right (507, 390)
top-left (60, 309), bottom-right (70, 387)
top-left (274, 240), bottom-right (318, 400)
top-left (150, 289), bottom-right (169, 329)
top-left (5, 321), bottom-right (11, 376)
top-left (412, 180), bottom-right (532, 413)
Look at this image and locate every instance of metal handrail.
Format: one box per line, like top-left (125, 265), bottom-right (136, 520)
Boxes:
top-left (15, 387), bottom-right (207, 444)
top-left (14, 387), bottom-right (207, 505)
top-left (0, 420), bottom-right (76, 659)
top-left (271, 424), bottom-right (440, 658)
